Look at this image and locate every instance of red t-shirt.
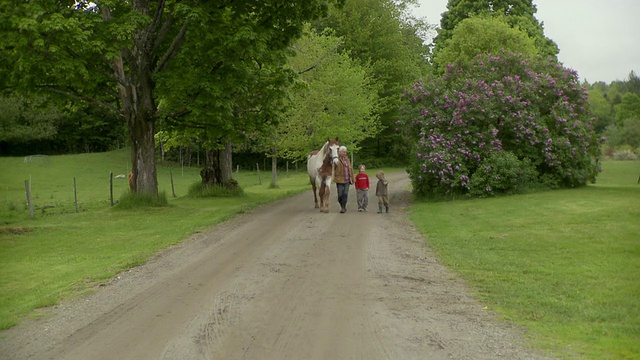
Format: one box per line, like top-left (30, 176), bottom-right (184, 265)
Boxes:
top-left (354, 173), bottom-right (370, 190)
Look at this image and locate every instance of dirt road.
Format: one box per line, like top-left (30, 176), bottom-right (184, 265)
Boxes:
top-left (0, 172), bottom-right (551, 359)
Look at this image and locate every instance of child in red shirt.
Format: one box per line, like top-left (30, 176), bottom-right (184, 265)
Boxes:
top-left (354, 164), bottom-right (370, 212)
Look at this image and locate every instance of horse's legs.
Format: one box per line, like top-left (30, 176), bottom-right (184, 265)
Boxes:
top-left (323, 185), bottom-right (331, 212)
top-left (319, 180), bottom-right (331, 212)
top-left (311, 180), bottom-right (319, 208)
top-left (318, 182), bottom-right (326, 212)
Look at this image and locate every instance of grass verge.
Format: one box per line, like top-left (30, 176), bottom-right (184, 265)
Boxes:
top-left (408, 161), bottom-right (640, 359)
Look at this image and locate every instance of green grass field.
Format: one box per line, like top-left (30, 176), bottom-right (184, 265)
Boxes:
top-left (1, 150), bottom-right (638, 359)
top-left (409, 161), bottom-right (640, 359)
top-left (0, 149), bottom-right (311, 329)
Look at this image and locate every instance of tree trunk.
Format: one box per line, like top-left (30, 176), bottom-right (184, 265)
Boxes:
top-left (128, 111), bottom-right (158, 197)
top-left (109, 4), bottom-right (159, 197)
top-left (271, 144), bottom-right (278, 187)
top-left (220, 140), bottom-right (233, 183)
top-left (201, 149), bottom-right (222, 186)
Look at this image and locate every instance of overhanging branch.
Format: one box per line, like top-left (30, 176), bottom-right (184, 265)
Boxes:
top-left (41, 86), bottom-right (120, 113)
top-left (154, 23), bottom-right (188, 75)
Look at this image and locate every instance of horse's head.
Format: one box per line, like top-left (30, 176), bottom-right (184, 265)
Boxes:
top-left (327, 138), bottom-right (340, 165)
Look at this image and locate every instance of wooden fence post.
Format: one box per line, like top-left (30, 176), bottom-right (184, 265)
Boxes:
top-left (73, 177), bottom-right (78, 213)
top-left (256, 163), bottom-right (261, 185)
top-left (25, 180), bottom-right (34, 219)
top-left (170, 170), bottom-right (176, 198)
top-left (110, 172), bottom-right (114, 206)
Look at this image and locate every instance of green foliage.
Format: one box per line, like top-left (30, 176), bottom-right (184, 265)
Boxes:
top-left (613, 70), bottom-right (640, 97)
top-left (467, 151), bottom-right (538, 197)
top-left (433, 16), bottom-right (538, 70)
top-left (586, 87), bottom-right (615, 133)
top-left (2, 0), bottom-right (341, 195)
top-left (277, 26), bottom-right (381, 159)
top-left (155, 5), bottom-right (294, 144)
top-left (586, 71), bottom-right (640, 148)
top-left (614, 92), bottom-right (640, 125)
top-left (603, 117), bottom-right (640, 151)
top-left (0, 96), bottom-right (61, 143)
top-left (400, 51), bottom-right (603, 198)
top-left (313, 0), bottom-right (431, 162)
top-left (433, 0), bottom-right (558, 67)
top-left (114, 191), bottom-right (168, 209)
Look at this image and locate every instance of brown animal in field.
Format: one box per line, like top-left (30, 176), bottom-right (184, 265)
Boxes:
top-left (128, 172), bottom-right (134, 192)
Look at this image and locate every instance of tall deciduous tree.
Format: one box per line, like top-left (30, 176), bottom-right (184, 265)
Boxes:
top-left (432, 15), bottom-right (537, 70)
top-left (433, 0), bottom-right (558, 67)
top-left (276, 26), bottom-right (380, 161)
top-left (154, 5), bottom-right (300, 187)
top-left (614, 93), bottom-right (640, 125)
top-left (587, 87), bottom-right (615, 133)
top-left (1, 0), bottom-right (339, 196)
top-left (313, 0), bottom-right (430, 164)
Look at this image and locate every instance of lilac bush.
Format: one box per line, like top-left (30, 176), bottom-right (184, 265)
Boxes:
top-left (399, 52), bottom-right (603, 198)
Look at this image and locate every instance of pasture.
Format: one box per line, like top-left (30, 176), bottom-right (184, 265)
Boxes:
top-left (0, 149), bottom-right (311, 329)
top-left (409, 161), bottom-right (640, 359)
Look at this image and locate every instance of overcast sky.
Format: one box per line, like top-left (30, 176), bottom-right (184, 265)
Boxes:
top-left (411, 0), bottom-right (640, 84)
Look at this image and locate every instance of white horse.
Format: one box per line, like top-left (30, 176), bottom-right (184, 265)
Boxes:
top-left (307, 138), bottom-right (340, 212)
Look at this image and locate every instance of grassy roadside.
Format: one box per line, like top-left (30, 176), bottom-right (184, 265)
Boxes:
top-left (0, 149), bottom-right (310, 329)
top-left (409, 161), bottom-right (640, 359)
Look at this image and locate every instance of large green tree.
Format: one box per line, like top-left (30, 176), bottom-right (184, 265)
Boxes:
top-left (432, 15), bottom-right (537, 70)
top-left (587, 87), bottom-right (615, 133)
top-left (313, 0), bottom-right (430, 164)
top-left (604, 117), bottom-right (640, 151)
top-left (154, 6), bottom-right (300, 187)
top-left (614, 93), bottom-right (640, 125)
top-left (0, 96), bottom-right (60, 145)
top-left (1, 0), bottom-right (339, 196)
top-left (432, 0), bottom-right (558, 67)
top-left (277, 26), bottom-right (380, 161)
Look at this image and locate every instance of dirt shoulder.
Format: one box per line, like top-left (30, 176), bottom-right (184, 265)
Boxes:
top-left (0, 171), bottom-right (552, 360)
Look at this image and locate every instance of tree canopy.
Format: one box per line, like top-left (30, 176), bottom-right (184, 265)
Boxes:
top-left (1, 0), bottom-right (341, 195)
top-left (312, 0), bottom-right (431, 163)
top-left (0, 96), bottom-right (60, 144)
top-left (432, 15), bottom-right (538, 70)
top-left (432, 0), bottom-right (558, 67)
top-left (276, 26), bottom-right (380, 160)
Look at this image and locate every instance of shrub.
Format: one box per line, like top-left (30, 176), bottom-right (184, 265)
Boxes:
top-left (613, 149), bottom-right (638, 161)
top-left (399, 51), bottom-right (603, 198)
top-left (115, 191), bottom-right (168, 209)
top-left (468, 151), bottom-right (538, 197)
top-left (188, 180), bottom-right (245, 198)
